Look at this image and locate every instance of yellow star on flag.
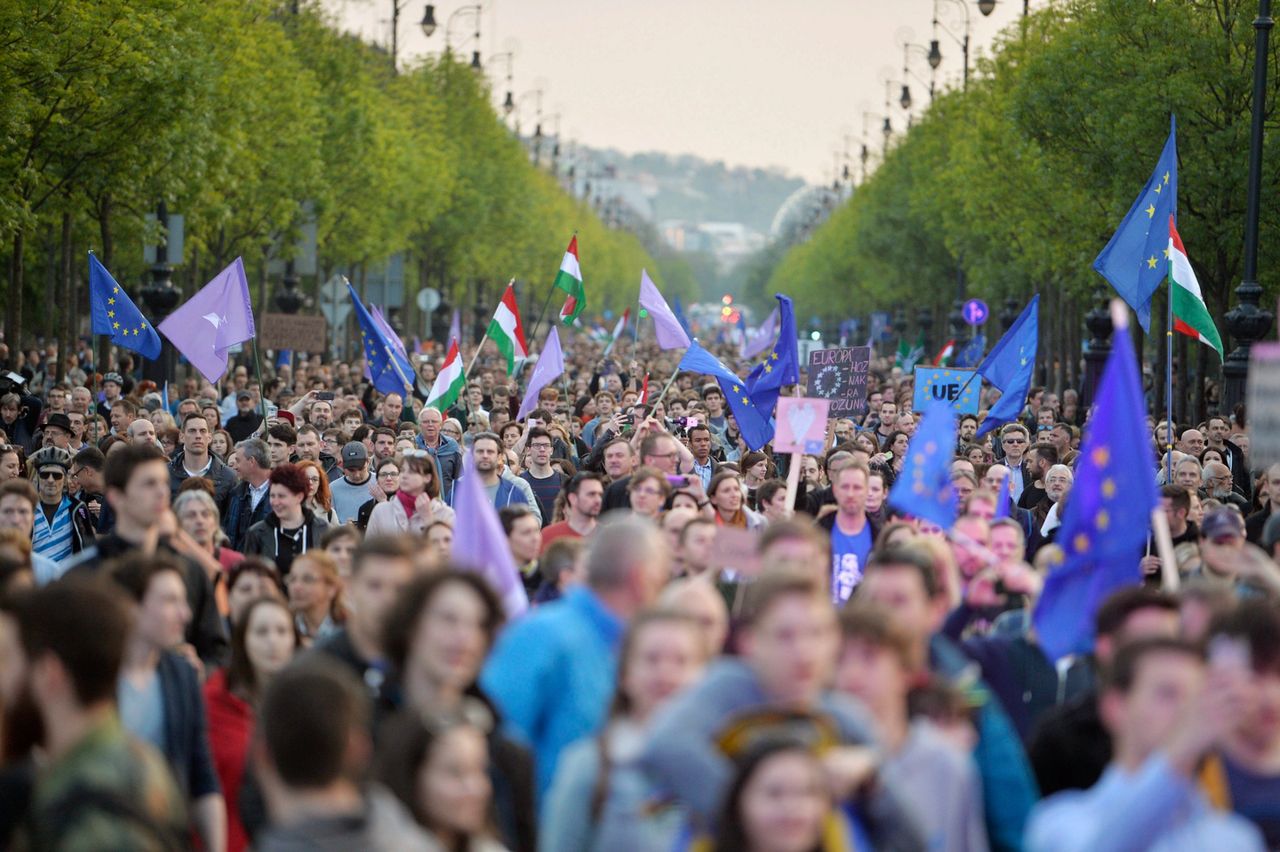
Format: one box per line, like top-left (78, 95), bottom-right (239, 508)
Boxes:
top-left (1163, 171), bottom-right (1170, 184)
top-left (112, 322), bottom-right (120, 330)
top-left (1092, 446), bottom-right (1110, 467)
top-left (1147, 256), bottom-right (1158, 269)
top-left (1102, 478), bottom-right (1117, 498)
top-left (1096, 510), bottom-right (1110, 531)
top-left (740, 397), bottom-right (749, 405)
top-left (1146, 204), bottom-right (1156, 218)
top-left (107, 311), bottom-right (114, 319)
top-left (112, 287), bottom-right (119, 294)
top-left (763, 364), bottom-right (772, 373)
top-left (107, 298), bottom-right (115, 306)
top-left (1154, 184), bottom-right (1161, 195)
top-left (1074, 533), bottom-right (1089, 553)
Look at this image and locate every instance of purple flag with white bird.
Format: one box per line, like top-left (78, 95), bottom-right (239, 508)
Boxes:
top-left (158, 257), bottom-right (255, 383)
top-left (451, 450), bottom-right (529, 618)
top-left (517, 326), bottom-right (564, 421)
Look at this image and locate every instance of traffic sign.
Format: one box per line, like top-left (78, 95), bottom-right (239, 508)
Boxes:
top-left (962, 298), bottom-right (989, 326)
top-left (417, 287), bottom-right (441, 312)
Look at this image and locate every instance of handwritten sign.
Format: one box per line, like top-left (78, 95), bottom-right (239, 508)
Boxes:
top-left (260, 313), bottom-right (328, 352)
top-left (1247, 342), bottom-right (1280, 469)
top-left (806, 346), bottom-right (870, 418)
top-left (775, 397), bottom-right (830, 454)
top-left (913, 367), bottom-right (980, 414)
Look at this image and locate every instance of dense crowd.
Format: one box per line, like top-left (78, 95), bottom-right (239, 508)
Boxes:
top-left (0, 332), bottom-right (1276, 852)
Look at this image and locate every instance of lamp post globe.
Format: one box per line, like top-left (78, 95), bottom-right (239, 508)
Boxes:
top-left (978, 0), bottom-right (997, 16)
top-left (470, 50), bottom-right (482, 69)
top-left (928, 39), bottom-right (942, 69)
top-left (900, 84), bottom-right (912, 110)
top-left (420, 4), bottom-right (437, 36)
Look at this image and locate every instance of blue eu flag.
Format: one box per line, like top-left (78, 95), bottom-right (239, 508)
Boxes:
top-left (975, 295), bottom-right (1039, 437)
top-left (886, 403), bottom-right (958, 530)
top-left (1093, 116), bottom-right (1177, 332)
top-left (347, 281), bottom-right (413, 395)
top-left (745, 294), bottom-right (800, 418)
top-left (954, 334), bottom-right (985, 369)
top-left (1034, 318), bottom-right (1158, 661)
top-left (88, 252), bottom-right (161, 359)
top-left (678, 341), bottom-right (774, 451)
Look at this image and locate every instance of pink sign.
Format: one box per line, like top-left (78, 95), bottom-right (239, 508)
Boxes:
top-left (774, 396), bottom-right (830, 454)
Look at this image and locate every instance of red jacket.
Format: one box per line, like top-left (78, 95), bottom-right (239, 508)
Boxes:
top-left (202, 668), bottom-right (254, 852)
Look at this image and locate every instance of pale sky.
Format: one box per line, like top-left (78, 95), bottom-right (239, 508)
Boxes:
top-left (323, 0), bottom-right (1027, 183)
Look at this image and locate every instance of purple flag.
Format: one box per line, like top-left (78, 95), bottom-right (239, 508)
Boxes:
top-left (158, 257), bottom-right (256, 384)
top-left (742, 306), bottom-right (781, 359)
top-left (517, 326), bottom-right (563, 421)
top-left (639, 269), bottom-right (691, 350)
top-left (448, 308), bottom-right (461, 348)
top-left (451, 450), bottom-right (529, 618)
top-left (994, 467), bottom-right (1011, 519)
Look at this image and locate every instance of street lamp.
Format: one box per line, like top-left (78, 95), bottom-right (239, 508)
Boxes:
top-left (903, 42), bottom-right (936, 103)
top-left (489, 50), bottom-right (515, 115)
top-left (1223, 0), bottom-right (1276, 409)
top-left (978, 0), bottom-right (996, 15)
top-left (420, 4), bottom-right (437, 35)
top-left (930, 0), bottom-right (972, 89)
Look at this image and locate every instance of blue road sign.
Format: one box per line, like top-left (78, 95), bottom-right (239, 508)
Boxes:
top-left (962, 298), bottom-right (989, 326)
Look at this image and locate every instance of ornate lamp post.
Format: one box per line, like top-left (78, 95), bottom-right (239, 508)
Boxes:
top-left (1081, 287), bottom-right (1113, 409)
top-left (140, 200), bottom-right (181, 383)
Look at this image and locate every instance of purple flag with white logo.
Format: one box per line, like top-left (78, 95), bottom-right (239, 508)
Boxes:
top-left (742, 306), bottom-right (781, 359)
top-left (639, 269), bottom-right (691, 350)
top-left (451, 450), bottom-right (529, 619)
top-left (158, 257), bottom-right (256, 384)
top-left (517, 326), bottom-right (563, 421)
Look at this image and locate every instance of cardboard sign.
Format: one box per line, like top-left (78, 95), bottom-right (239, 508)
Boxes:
top-left (1247, 342), bottom-right (1280, 469)
top-left (806, 346), bottom-right (871, 418)
top-left (708, 527), bottom-right (763, 578)
top-left (260, 313), bottom-right (328, 352)
top-left (913, 367), bottom-right (980, 414)
top-left (774, 396), bottom-right (830, 454)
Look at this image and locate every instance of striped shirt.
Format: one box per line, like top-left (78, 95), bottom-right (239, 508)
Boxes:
top-left (33, 496), bottom-right (74, 562)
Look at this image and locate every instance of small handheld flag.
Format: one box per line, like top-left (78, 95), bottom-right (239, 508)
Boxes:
top-left (639, 270), bottom-right (691, 350)
top-left (678, 342), bottom-right (774, 451)
top-left (603, 308), bottom-right (631, 358)
top-left (348, 281), bottom-right (413, 395)
top-left (517, 326), bottom-right (564, 421)
top-left (887, 403), bottom-right (959, 530)
top-left (1168, 217), bottom-right (1223, 358)
top-left (88, 253), bottom-right (162, 360)
top-left (426, 339), bottom-right (465, 411)
top-left (745, 294), bottom-right (800, 418)
top-left (975, 296), bottom-right (1039, 438)
top-left (487, 281), bottom-right (529, 374)
top-left (451, 450), bottom-right (529, 618)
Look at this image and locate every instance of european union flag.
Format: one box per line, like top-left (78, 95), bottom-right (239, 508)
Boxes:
top-left (954, 334), bottom-right (985, 369)
top-left (975, 295), bottom-right (1039, 437)
top-left (678, 341), bottom-right (774, 451)
top-left (347, 281), bottom-right (413, 395)
top-left (88, 252), bottom-right (161, 359)
top-left (887, 403), bottom-right (958, 530)
top-left (745, 294), bottom-right (800, 418)
top-left (1034, 315), bottom-right (1158, 661)
top-left (1094, 116), bottom-right (1177, 332)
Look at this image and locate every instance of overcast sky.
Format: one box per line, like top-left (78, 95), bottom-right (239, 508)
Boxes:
top-left (323, 0), bottom-right (1027, 183)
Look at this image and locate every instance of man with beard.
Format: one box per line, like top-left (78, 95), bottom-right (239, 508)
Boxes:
top-left (541, 472), bottom-right (604, 551)
top-left (472, 433), bottom-right (533, 511)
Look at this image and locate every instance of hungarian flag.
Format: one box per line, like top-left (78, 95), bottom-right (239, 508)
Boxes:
top-left (486, 281), bottom-right (528, 374)
top-left (639, 372), bottom-right (650, 404)
top-left (603, 308), bottom-right (630, 357)
top-left (427, 339), bottom-right (465, 411)
top-left (934, 339), bottom-right (956, 367)
top-left (1169, 217), bottom-right (1223, 358)
top-left (554, 236), bottom-right (585, 324)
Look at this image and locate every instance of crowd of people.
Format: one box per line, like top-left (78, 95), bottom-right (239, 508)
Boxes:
top-left (0, 331), bottom-right (1276, 851)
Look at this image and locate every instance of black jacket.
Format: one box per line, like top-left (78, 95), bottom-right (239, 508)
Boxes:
top-left (36, 494), bottom-right (97, 556)
top-left (243, 508), bottom-right (328, 576)
top-left (168, 451), bottom-right (238, 514)
top-left (63, 533), bottom-right (229, 667)
top-left (222, 480), bottom-right (270, 552)
top-left (155, 650), bottom-right (220, 801)
top-left (224, 411), bottom-right (263, 444)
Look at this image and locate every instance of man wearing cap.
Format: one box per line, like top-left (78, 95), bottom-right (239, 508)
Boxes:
top-left (329, 442), bottom-right (375, 524)
top-left (29, 446), bottom-right (95, 563)
top-left (40, 413), bottom-right (74, 451)
top-left (225, 389), bottom-right (263, 443)
top-left (98, 371), bottom-right (124, 419)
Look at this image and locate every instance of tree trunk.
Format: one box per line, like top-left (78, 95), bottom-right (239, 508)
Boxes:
top-left (58, 211), bottom-right (72, 383)
top-left (44, 224), bottom-right (57, 344)
top-left (8, 231), bottom-right (25, 355)
top-left (96, 201), bottom-right (113, 376)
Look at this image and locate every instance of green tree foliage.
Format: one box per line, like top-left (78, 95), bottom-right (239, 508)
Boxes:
top-left (0, 0), bottom-right (658, 349)
top-left (770, 0), bottom-right (1278, 336)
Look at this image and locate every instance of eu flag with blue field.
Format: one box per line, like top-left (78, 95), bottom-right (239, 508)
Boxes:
top-left (745, 294), bottom-right (799, 418)
top-left (1034, 313), bottom-right (1157, 662)
top-left (887, 403), bottom-right (958, 530)
top-left (88, 252), bottom-right (161, 359)
top-left (975, 295), bottom-right (1039, 437)
top-left (1093, 116), bottom-right (1177, 332)
top-left (347, 281), bottom-right (413, 395)
top-left (678, 341), bottom-right (774, 451)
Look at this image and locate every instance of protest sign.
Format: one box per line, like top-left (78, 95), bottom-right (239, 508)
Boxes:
top-left (775, 397), bottom-right (830, 454)
top-left (913, 367), bottom-right (980, 414)
top-left (806, 346), bottom-right (870, 418)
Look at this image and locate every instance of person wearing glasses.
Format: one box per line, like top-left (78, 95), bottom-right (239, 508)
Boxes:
top-left (356, 457), bottom-right (400, 531)
top-left (366, 450), bottom-right (454, 537)
top-left (29, 446), bottom-right (96, 564)
top-left (998, 423), bottom-right (1033, 505)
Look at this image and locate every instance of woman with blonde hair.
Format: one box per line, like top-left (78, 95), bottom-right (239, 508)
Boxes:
top-left (285, 550), bottom-right (346, 645)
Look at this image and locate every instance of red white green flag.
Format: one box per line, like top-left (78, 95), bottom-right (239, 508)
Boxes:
top-left (426, 339), bottom-right (465, 411)
top-left (603, 308), bottom-right (630, 357)
top-left (486, 280), bottom-right (528, 374)
top-left (934, 339), bottom-right (955, 366)
top-left (1168, 217), bottom-right (1223, 358)
top-left (554, 236), bottom-right (585, 324)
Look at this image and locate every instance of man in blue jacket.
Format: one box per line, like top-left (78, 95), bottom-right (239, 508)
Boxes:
top-left (470, 432), bottom-right (534, 512)
top-left (415, 406), bottom-right (462, 504)
top-left (482, 517), bottom-right (669, 794)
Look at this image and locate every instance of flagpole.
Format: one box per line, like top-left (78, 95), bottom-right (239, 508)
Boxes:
top-left (650, 363), bottom-right (683, 408)
top-left (464, 332), bottom-right (490, 379)
top-left (1165, 262), bottom-right (1174, 479)
top-left (250, 338), bottom-right (270, 428)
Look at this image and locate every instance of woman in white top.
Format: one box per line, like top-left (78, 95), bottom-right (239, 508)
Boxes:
top-left (367, 450), bottom-right (455, 537)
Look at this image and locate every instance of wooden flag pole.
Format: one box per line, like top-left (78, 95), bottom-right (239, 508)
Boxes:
top-left (782, 384), bottom-right (804, 517)
top-left (250, 337), bottom-right (270, 430)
